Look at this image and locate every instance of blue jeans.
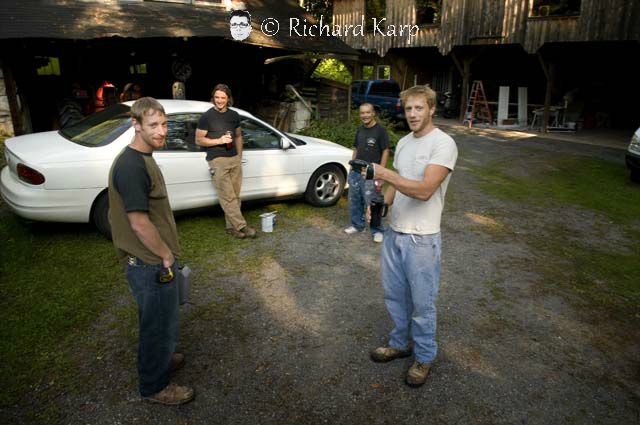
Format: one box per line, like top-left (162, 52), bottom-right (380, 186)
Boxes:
top-left (348, 170), bottom-right (384, 234)
top-left (126, 259), bottom-right (179, 396)
top-left (381, 229), bottom-right (442, 364)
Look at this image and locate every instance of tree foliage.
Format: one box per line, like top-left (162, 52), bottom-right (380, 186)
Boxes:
top-left (301, 0), bottom-right (334, 23)
top-left (312, 59), bottom-right (352, 85)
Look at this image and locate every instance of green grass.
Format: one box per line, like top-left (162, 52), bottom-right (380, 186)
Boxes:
top-left (0, 216), bottom-right (123, 407)
top-left (471, 152), bottom-right (640, 312)
top-left (523, 219), bottom-right (640, 309)
top-left (484, 278), bottom-right (507, 302)
top-left (0, 198), bottom-right (319, 408)
top-left (473, 154), bottom-right (640, 224)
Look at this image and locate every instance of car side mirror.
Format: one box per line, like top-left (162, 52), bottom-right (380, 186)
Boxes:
top-left (281, 137), bottom-right (292, 150)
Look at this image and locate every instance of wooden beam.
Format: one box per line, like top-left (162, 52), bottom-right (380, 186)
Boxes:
top-left (450, 52), bottom-right (464, 76)
top-left (537, 52), bottom-right (549, 80)
top-left (451, 50), bottom-right (479, 121)
top-left (538, 52), bottom-right (554, 133)
top-left (459, 58), bottom-right (472, 120)
top-left (401, 63), bottom-right (408, 90)
top-left (543, 62), bottom-right (555, 133)
top-left (305, 58), bottom-right (322, 80)
top-left (1, 61), bottom-right (22, 135)
top-left (347, 84), bottom-right (351, 121)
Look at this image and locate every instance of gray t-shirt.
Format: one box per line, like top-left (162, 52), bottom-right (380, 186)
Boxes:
top-left (390, 128), bottom-right (458, 235)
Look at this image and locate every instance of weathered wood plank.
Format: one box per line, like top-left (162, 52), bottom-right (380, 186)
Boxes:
top-left (333, 0), bottom-right (640, 55)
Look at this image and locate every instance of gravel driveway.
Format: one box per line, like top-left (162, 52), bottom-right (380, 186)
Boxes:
top-left (8, 127), bottom-right (639, 424)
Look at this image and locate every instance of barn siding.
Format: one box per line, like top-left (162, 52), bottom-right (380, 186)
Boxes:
top-left (333, 0), bottom-right (640, 55)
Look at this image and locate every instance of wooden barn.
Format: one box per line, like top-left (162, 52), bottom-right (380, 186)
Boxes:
top-left (333, 0), bottom-right (640, 130)
top-left (0, 0), bottom-right (357, 135)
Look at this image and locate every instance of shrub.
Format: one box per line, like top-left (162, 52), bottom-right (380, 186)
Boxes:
top-left (0, 135), bottom-right (6, 168)
top-left (300, 111), bottom-right (403, 150)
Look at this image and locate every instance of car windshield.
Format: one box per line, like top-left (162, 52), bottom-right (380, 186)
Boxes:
top-left (59, 104), bottom-right (132, 147)
top-left (369, 81), bottom-right (400, 97)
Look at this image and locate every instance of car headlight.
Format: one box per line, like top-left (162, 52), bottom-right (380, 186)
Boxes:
top-left (629, 132), bottom-right (640, 155)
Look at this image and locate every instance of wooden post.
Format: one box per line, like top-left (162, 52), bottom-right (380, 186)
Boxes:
top-left (347, 84), bottom-right (351, 121)
top-left (402, 64), bottom-right (408, 90)
top-left (452, 52), bottom-right (472, 121)
top-left (1, 61), bottom-right (22, 135)
top-left (460, 59), bottom-right (472, 121)
top-left (498, 86), bottom-right (509, 125)
top-left (518, 87), bottom-right (528, 126)
top-left (538, 52), bottom-right (555, 133)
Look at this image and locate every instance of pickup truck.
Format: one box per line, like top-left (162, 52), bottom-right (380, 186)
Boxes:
top-left (351, 79), bottom-right (404, 122)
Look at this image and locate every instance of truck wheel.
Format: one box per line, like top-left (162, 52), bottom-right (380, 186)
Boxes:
top-left (92, 192), bottom-right (112, 240)
top-left (305, 165), bottom-right (345, 207)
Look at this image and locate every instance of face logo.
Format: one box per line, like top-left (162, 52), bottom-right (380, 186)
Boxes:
top-left (230, 12), bottom-right (252, 41)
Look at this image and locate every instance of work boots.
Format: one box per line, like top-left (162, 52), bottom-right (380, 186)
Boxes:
top-left (144, 383), bottom-right (195, 405)
top-left (370, 346), bottom-right (412, 363)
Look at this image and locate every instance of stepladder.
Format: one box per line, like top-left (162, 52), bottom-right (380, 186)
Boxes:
top-left (462, 80), bottom-right (493, 128)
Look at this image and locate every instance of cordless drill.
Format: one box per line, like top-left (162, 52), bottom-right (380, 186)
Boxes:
top-left (349, 159), bottom-right (375, 180)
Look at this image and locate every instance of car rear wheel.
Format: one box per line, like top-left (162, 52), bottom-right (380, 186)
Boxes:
top-left (631, 169), bottom-right (640, 183)
top-left (92, 192), bottom-right (112, 240)
top-left (305, 165), bottom-right (345, 207)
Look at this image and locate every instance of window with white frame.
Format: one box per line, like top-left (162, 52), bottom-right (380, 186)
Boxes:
top-left (376, 65), bottom-right (390, 80)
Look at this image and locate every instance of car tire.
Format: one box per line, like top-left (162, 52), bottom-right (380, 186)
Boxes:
top-left (305, 165), bottom-right (345, 207)
top-left (92, 192), bottom-right (112, 240)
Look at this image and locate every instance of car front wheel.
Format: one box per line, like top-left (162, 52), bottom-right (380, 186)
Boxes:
top-left (92, 192), bottom-right (112, 240)
top-left (305, 164), bottom-right (345, 207)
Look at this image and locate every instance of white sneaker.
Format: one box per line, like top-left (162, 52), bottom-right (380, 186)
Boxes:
top-left (344, 226), bottom-right (361, 234)
top-left (373, 233), bottom-right (384, 243)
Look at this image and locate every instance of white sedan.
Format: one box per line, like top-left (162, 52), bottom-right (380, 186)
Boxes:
top-left (1, 100), bottom-right (352, 238)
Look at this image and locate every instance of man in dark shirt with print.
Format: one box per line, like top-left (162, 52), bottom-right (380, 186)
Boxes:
top-left (109, 97), bottom-right (194, 405)
top-left (344, 102), bottom-right (390, 243)
top-left (196, 84), bottom-right (256, 239)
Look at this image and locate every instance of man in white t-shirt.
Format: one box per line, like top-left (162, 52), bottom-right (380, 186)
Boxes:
top-left (368, 85), bottom-right (458, 387)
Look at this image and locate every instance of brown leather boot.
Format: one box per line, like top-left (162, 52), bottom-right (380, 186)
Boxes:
top-left (370, 346), bottom-right (411, 363)
top-left (226, 228), bottom-right (246, 239)
top-left (405, 361), bottom-right (432, 387)
top-left (241, 226), bottom-right (257, 238)
top-left (144, 383), bottom-right (195, 405)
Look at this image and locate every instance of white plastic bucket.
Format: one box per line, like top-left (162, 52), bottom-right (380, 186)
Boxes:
top-left (260, 212), bottom-right (276, 232)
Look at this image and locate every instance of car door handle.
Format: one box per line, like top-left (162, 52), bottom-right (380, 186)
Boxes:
top-left (241, 159), bottom-right (248, 164)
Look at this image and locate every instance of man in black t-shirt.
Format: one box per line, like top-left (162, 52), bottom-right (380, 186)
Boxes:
top-left (109, 97), bottom-right (194, 405)
top-left (344, 103), bottom-right (390, 242)
top-left (196, 84), bottom-right (256, 239)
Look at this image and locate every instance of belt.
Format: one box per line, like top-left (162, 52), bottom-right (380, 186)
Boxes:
top-left (127, 255), bottom-right (158, 266)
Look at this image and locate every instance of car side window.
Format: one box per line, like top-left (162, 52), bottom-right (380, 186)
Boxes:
top-left (164, 114), bottom-right (202, 152)
top-left (240, 118), bottom-right (281, 150)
